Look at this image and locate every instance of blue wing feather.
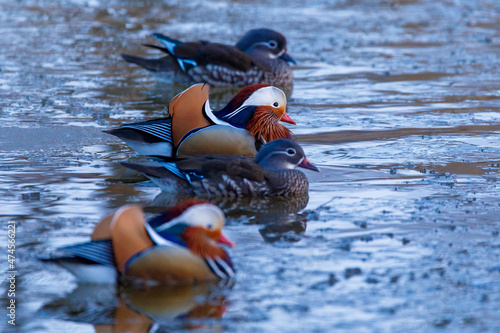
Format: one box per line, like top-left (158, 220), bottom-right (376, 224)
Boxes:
top-left (152, 33), bottom-right (182, 54)
top-left (121, 118), bottom-right (173, 143)
top-left (156, 161), bottom-right (192, 183)
top-left (49, 240), bottom-right (116, 266)
top-left (152, 33), bottom-right (198, 72)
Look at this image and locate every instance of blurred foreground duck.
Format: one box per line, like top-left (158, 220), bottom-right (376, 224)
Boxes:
top-left (122, 139), bottom-right (319, 197)
top-left (122, 28), bottom-right (296, 86)
top-left (106, 83), bottom-right (296, 157)
top-left (43, 200), bottom-right (235, 285)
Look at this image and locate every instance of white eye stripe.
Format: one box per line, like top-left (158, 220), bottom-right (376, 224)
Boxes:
top-left (269, 49), bottom-right (285, 59)
top-left (244, 86), bottom-right (286, 108)
top-left (253, 40), bottom-right (281, 50)
top-left (160, 204), bottom-right (225, 230)
top-left (225, 87), bottom-right (286, 119)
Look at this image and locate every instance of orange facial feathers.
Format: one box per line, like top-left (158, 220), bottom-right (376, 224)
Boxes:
top-left (246, 106), bottom-right (293, 142)
top-left (183, 227), bottom-right (229, 260)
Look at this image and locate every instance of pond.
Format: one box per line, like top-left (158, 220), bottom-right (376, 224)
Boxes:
top-left (1, 0), bottom-right (500, 332)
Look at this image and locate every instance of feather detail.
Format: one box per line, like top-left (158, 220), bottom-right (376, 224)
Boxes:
top-left (246, 106), bottom-right (293, 142)
top-left (182, 227), bottom-right (229, 261)
top-left (168, 84), bottom-right (211, 147)
top-left (148, 199), bottom-right (208, 230)
top-left (220, 84), bottom-right (270, 112)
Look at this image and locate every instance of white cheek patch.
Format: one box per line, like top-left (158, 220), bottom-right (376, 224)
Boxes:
top-left (285, 161), bottom-right (297, 170)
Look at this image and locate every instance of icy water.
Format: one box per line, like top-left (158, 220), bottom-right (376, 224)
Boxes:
top-left (1, 0), bottom-right (500, 332)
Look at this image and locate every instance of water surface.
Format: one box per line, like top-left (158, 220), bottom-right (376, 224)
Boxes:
top-left (1, 0), bottom-right (500, 332)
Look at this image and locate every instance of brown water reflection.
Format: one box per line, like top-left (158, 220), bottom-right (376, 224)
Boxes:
top-left (148, 191), bottom-right (310, 242)
top-left (38, 282), bottom-right (227, 332)
top-left (298, 124), bottom-right (500, 145)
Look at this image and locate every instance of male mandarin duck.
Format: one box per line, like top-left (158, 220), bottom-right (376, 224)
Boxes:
top-left (122, 139), bottom-right (319, 197)
top-left (105, 83), bottom-right (296, 158)
top-left (44, 200), bottom-right (235, 285)
top-left (121, 28), bottom-right (296, 86)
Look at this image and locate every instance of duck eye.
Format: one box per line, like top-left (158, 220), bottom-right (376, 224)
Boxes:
top-left (207, 224), bottom-right (213, 230)
top-left (286, 148), bottom-right (296, 155)
top-left (268, 40), bottom-right (278, 48)
top-left (273, 102), bottom-right (279, 107)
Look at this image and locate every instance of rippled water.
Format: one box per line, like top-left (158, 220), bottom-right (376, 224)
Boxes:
top-left (1, 0), bottom-right (500, 332)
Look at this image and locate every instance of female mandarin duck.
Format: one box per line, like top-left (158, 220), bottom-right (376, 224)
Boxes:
top-left (122, 28), bottom-right (296, 86)
top-left (44, 200), bottom-right (235, 284)
top-left (122, 139), bottom-right (320, 197)
top-left (106, 83), bottom-right (296, 158)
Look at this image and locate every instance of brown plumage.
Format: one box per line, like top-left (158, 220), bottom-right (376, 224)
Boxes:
top-left (171, 42), bottom-right (255, 72)
top-left (121, 139), bottom-right (319, 197)
top-left (109, 206), bottom-right (154, 273)
top-left (46, 202), bottom-right (234, 284)
top-left (121, 29), bottom-right (296, 86)
top-left (168, 84), bottom-right (211, 147)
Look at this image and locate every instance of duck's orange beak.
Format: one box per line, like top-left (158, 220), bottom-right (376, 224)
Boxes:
top-left (217, 233), bottom-right (235, 247)
top-left (281, 112), bottom-right (296, 125)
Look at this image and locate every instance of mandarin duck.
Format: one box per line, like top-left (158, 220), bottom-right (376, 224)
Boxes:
top-left (43, 200), bottom-right (235, 285)
top-left (105, 83), bottom-right (296, 158)
top-left (122, 28), bottom-right (296, 86)
top-left (122, 139), bottom-right (319, 197)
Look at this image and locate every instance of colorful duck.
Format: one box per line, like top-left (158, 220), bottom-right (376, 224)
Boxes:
top-left (106, 83), bottom-right (296, 157)
top-left (122, 28), bottom-right (296, 86)
top-left (122, 139), bottom-right (319, 197)
top-left (44, 200), bottom-right (235, 285)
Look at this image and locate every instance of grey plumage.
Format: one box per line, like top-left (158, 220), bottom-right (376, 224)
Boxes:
top-left (122, 139), bottom-right (319, 197)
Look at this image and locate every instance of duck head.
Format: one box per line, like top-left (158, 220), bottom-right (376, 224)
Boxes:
top-left (254, 139), bottom-right (320, 172)
top-left (235, 28), bottom-right (296, 64)
top-left (152, 200), bottom-right (234, 258)
top-left (216, 84), bottom-right (296, 142)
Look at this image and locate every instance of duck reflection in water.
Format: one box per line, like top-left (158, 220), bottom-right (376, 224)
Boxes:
top-left (149, 193), bottom-right (310, 243)
top-left (38, 282), bottom-right (229, 332)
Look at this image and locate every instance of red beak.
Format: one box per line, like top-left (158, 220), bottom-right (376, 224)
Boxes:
top-left (298, 157), bottom-right (320, 172)
top-left (217, 232), bottom-right (235, 247)
top-left (280, 112), bottom-right (297, 125)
